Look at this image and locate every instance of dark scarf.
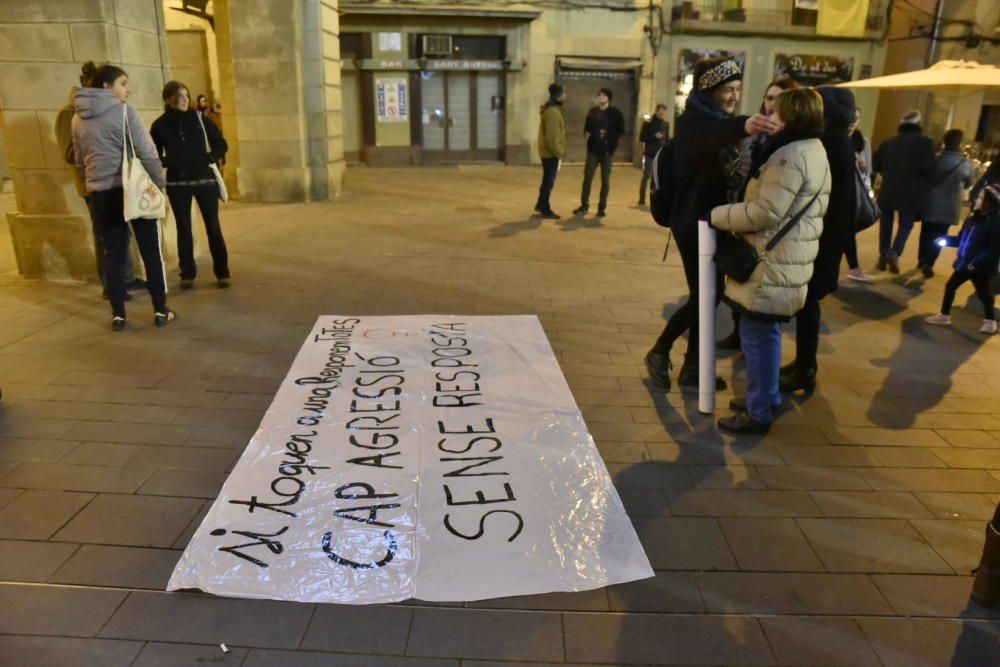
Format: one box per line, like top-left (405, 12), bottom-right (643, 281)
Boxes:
top-left (739, 126), bottom-right (823, 201)
top-left (850, 128), bottom-right (866, 154)
top-left (687, 91), bottom-right (742, 203)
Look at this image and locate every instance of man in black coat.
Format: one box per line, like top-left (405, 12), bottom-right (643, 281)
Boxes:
top-left (780, 86), bottom-right (858, 393)
top-left (644, 57), bottom-right (779, 390)
top-left (574, 88), bottom-right (625, 218)
top-left (872, 109), bottom-right (936, 273)
top-left (638, 104), bottom-right (669, 206)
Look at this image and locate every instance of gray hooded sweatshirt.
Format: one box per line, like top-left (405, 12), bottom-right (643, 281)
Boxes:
top-left (71, 88), bottom-right (165, 193)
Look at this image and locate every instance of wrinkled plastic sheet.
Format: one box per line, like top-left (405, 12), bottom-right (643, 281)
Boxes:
top-left (168, 315), bottom-right (653, 603)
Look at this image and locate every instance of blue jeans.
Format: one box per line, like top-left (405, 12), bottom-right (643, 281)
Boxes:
top-left (535, 157), bottom-right (560, 213)
top-left (879, 208), bottom-right (917, 258)
top-left (739, 315), bottom-right (781, 423)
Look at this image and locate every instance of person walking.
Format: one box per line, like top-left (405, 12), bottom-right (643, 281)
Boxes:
top-left (644, 56), bottom-right (780, 390)
top-left (925, 184), bottom-right (1000, 334)
top-left (573, 88), bottom-right (625, 218)
top-left (71, 62), bottom-right (174, 331)
top-left (872, 109), bottom-right (936, 273)
top-left (779, 86), bottom-right (856, 394)
top-left (712, 88), bottom-right (830, 432)
top-left (917, 129), bottom-right (975, 277)
top-left (534, 83), bottom-right (566, 219)
top-left (638, 104), bottom-right (669, 206)
top-left (844, 106), bottom-right (875, 282)
top-left (56, 66), bottom-right (139, 299)
top-left (151, 81), bottom-right (231, 289)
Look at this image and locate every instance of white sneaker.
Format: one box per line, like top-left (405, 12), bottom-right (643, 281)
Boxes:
top-left (980, 319), bottom-right (998, 335)
top-left (925, 314), bottom-right (952, 325)
top-left (847, 269), bottom-right (874, 283)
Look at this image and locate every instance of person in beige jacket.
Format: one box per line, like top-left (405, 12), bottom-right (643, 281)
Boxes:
top-left (534, 84), bottom-right (566, 219)
top-left (711, 88), bottom-right (831, 433)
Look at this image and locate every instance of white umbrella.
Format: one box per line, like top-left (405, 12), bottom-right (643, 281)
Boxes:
top-left (839, 60), bottom-right (1000, 127)
top-left (838, 59), bottom-right (1000, 90)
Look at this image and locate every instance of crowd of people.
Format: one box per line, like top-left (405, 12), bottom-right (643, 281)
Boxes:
top-left (60, 61), bottom-right (231, 331)
top-left (536, 57), bottom-right (1000, 435)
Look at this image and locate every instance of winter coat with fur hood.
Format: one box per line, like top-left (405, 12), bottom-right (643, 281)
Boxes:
top-left (711, 135), bottom-right (831, 320)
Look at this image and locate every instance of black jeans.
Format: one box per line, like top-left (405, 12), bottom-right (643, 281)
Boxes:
top-left (639, 155), bottom-right (655, 204)
top-left (918, 222), bottom-right (951, 268)
top-left (581, 152), bottom-right (612, 211)
top-left (941, 270), bottom-right (995, 320)
top-left (85, 195), bottom-right (134, 286)
top-left (844, 234), bottom-right (860, 270)
top-left (535, 158), bottom-right (560, 214)
top-left (794, 297), bottom-right (821, 372)
top-left (654, 233), bottom-right (724, 369)
top-left (168, 184), bottom-right (229, 281)
top-left (90, 188), bottom-right (167, 317)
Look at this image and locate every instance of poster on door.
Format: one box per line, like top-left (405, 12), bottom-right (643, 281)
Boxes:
top-left (376, 76), bottom-right (408, 123)
top-left (168, 315), bottom-right (654, 604)
top-left (774, 54), bottom-right (855, 87)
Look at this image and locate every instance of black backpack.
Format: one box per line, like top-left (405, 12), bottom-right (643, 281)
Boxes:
top-left (650, 141), bottom-right (676, 228)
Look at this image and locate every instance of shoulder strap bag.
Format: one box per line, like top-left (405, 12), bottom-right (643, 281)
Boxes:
top-left (196, 112), bottom-right (229, 203)
top-left (716, 169), bottom-right (827, 284)
top-left (121, 106), bottom-right (166, 221)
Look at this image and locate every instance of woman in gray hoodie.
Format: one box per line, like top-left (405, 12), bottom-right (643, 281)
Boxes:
top-left (72, 62), bottom-right (174, 331)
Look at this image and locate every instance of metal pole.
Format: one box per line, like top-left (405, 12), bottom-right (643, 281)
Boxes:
top-left (698, 219), bottom-right (717, 415)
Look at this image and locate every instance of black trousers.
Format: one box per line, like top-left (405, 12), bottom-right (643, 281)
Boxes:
top-left (941, 270), bottom-right (995, 320)
top-left (581, 152), bottom-right (612, 211)
top-left (654, 234), bottom-right (724, 369)
top-left (90, 188), bottom-right (167, 317)
top-left (918, 222), bottom-right (951, 268)
top-left (85, 195), bottom-right (134, 286)
top-left (794, 297), bottom-right (821, 372)
top-left (639, 156), bottom-right (655, 204)
top-left (535, 158), bottom-right (560, 214)
top-left (168, 184), bottom-right (229, 281)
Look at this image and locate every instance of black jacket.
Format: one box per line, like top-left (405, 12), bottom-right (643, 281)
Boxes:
top-left (670, 92), bottom-right (748, 250)
top-left (583, 105), bottom-right (625, 157)
top-left (150, 107), bottom-right (228, 183)
top-left (872, 124), bottom-right (935, 214)
top-left (808, 119), bottom-right (856, 300)
top-left (639, 116), bottom-right (669, 157)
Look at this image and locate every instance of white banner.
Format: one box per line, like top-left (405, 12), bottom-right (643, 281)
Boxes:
top-left (168, 315), bottom-right (652, 603)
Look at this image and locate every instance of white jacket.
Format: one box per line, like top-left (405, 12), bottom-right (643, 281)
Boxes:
top-left (711, 138), bottom-right (831, 319)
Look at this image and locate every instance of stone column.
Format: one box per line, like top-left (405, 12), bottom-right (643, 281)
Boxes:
top-left (221, 0), bottom-right (344, 202)
top-left (0, 0), bottom-right (170, 281)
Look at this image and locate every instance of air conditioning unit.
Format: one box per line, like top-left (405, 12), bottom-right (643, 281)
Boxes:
top-left (423, 35), bottom-right (453, 57)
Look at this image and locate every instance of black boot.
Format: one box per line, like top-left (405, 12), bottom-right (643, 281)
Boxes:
top-left (972, 523), bottom-right (1000, 607)
top-left (718, 411), bottom-right (771, 434)
top-left (779, 362), bottom-right (816, 393)
top-left (677, 366), bottom-right (727, 391)
top-left (644, 349), bottom-right (671, 389)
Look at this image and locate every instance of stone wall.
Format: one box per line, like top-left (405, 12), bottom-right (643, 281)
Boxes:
top-left (0, 0), bottom-right (170, 281)
top-left (223, 0), bottom-right (344, 202)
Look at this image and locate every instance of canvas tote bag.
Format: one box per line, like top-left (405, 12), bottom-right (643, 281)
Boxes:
top-left (196, 111), bottom-right (228, 202)
top-left (121, 106), bottom-right (166, 220)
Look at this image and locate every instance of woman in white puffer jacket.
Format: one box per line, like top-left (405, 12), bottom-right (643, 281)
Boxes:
top-left (711, 87), bottom-right (831, 433)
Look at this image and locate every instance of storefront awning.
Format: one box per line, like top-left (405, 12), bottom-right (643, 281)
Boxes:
top-left (341, 3), bottom-right (541, 20)
top-left (557, 57), bottom-right (643, 72)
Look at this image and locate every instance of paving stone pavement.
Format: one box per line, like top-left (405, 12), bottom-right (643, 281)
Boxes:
top-left (2, 165), bottom-right (1000, 666)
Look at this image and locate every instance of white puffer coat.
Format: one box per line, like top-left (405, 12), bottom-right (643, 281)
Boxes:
top-left (711, 138), bottom-right (831, 319)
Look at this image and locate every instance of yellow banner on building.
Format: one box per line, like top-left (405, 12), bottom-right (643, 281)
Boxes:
top-left (817, 0), bottom-right (870, 38)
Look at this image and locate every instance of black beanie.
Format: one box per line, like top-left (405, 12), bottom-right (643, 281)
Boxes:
top-left (816, 86), bottom-right (856, 126)
top-left (548, 83), bottom-right (564, 98)
top-left (599, 87), bottom-right (614, 101)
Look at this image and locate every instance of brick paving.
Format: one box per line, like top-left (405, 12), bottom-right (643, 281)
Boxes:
top-left (1, 165), bottom-right (1000, 666)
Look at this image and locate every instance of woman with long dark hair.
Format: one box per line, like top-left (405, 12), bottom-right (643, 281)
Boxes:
top-left (71, 62), bottom-right (173, 331)
top-left (151, 81), bottom-right (230, 289)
